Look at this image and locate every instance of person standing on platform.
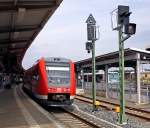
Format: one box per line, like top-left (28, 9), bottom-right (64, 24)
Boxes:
top-left (0, 75), bottom-right (2, 89)
top-left (148, 85), bottom-right (150, 103)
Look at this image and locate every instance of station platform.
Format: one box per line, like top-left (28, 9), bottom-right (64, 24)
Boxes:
top-left (0, 86), bottom-right (59, 128)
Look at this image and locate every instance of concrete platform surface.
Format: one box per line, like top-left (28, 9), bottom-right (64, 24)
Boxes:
top-left (0, 87), bottom-right (60, 128)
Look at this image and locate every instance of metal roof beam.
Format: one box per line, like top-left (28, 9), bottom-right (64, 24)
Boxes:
top-left (0, 39), bottom-right (28, 44)
top-left (0, 46), bottom-right (26, 50)
top-left (9, 42), bottom-right (27, 46)
top-left (0, 26), bottom-right (39, 33)
top-left (0, 1), bottom-right (57, 11)
top-left (9, 47), bottom-right (24, 50)
top-left (56, 0), bottom-right (63, 5)
top-left (0, 1), bottom-right (56, 5)
top-left (0, 44), bottom-right (7, 47)
top-left (9, 49), bottom-right (24, 53)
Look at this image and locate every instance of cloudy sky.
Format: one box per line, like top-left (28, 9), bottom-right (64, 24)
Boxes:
top-left (22, 0), bottom-right (150, 69)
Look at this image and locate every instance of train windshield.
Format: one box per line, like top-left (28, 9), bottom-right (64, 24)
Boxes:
top-left (46, 66), bottom-right (70, 86)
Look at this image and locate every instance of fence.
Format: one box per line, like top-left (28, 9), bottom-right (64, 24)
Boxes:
top-left (83, 81), bottom-right (150, 103)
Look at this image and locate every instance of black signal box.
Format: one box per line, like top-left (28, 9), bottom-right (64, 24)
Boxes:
top-left (118, 5), bottom-right (130, 25)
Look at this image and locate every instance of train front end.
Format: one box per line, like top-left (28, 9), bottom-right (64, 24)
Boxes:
top-left (45, 57), bottom-right (76, 106)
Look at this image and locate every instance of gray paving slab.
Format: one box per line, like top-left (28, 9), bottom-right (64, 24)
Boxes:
top-left (0, 87), bottom-right (59, 128)
top-left (16, 87), bottom-right (56, 126)
top-left (0, 89), bottom-right (28, 128)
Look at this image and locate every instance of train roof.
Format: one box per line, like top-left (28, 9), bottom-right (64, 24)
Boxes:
top-left (26, 57), bottom-right (71, 71)
top-left (44, 57), bottom-right (71, 63)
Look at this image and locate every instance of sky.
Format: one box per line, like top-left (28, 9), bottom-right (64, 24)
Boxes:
top-left (22, 0), bottom-right (150, 69)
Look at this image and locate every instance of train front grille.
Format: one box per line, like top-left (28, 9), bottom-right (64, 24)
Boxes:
top-left (48, 93), bottom-right (70, 102)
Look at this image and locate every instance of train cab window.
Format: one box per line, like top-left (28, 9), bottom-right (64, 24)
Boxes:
top-left (33, 75), bottom-right (39, 81)
top-left (46, 66), bottom-right (70, 86)
top-left (31, 73), bottom-right (38, 86)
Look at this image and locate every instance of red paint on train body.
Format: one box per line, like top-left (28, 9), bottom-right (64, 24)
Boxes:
top-left (23, 57), bottom-right (76, 106)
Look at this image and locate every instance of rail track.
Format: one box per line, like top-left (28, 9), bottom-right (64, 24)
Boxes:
top-left (75, 95), bottom-right (150, 121)
top-left (48, 107), bottom-right (102, 128)
top-left (47, 106), bottom-right (123, 128)
top-left (22, 86), bottom-right (103, 128)
top-left (22, 85), bottom-right (123, 128)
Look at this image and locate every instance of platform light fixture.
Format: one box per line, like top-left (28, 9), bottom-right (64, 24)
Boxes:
top-left (17, 8), bottom-right (26, 23)
top-left (13, 32), bottom-right (20, 39)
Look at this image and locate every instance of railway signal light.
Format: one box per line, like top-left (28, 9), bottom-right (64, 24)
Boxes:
top-left (86, 14), bottom-right (100, 42)
top-left (86, 42), bottom-right (93, 53)
top-left (85, 14), bottom-right (99, 111)
top-left (111, 5), bottom-right (136, 125)
top-left (118, 5), bottom-right (130, 25)
top-left (117, 5), bottom-right (136, 36)
top-left (124, 23), bottom-right (136, 35)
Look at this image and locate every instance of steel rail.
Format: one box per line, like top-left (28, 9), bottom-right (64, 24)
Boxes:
top-left (62, 108), bottom-right (102, 128)
top-left (75, 95), bottom-right (150, 121)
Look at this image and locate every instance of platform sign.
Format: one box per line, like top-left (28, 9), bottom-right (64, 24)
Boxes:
top-left (87, 25), bottom-right (96, 41)
top-left (86, 14), bottom-right (96, 41)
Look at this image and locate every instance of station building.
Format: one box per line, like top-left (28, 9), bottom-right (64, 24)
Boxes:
top-left (75, 48), bottom-right (150, 104)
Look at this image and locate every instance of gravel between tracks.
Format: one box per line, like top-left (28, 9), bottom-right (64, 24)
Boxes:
top-left (74, 100), bottom-right (150, 128)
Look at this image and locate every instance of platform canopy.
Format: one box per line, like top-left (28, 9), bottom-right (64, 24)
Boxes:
top-left (75, 48), bottom-right (150, 71)
top-left (0, 0), bottom-right (62, 73)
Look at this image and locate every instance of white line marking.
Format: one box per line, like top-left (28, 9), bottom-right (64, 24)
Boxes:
top-left (73, 104), bottom-right (123, 128)
top-left (19, 86), bottom-right (64, 128)
top-left (35, 94), bottom-right (48, 99)
top-left (14, 87), bottom-right (41, 128)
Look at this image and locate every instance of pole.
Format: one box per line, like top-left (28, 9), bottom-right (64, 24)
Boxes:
top-left (81, 70), bottom-right (84, 89)
top-left (86, 14), bottom-right (98, 111)
top-left (118, 26), bottom-right (126, 124)
top-left (136, 56), bottom-right (141, 104)
top-left (105, 65), bottom-right (108, 98)
top-left (92, 40), bottom-right (96, 110)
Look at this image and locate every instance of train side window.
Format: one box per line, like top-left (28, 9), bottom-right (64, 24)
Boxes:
top-left (32, 75), bottom-right (38, 86)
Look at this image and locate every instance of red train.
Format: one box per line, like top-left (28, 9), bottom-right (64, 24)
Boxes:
top-left (23, 57), bottom-right (76, 106)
